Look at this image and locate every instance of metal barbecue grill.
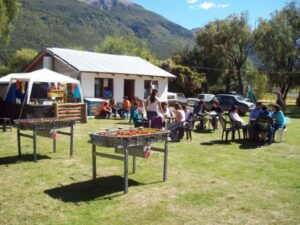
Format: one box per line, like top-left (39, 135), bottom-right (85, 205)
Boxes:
top-left (89, 128), bottom-right (169, 194)
top-left (14, 118), bottom-right (75, 162)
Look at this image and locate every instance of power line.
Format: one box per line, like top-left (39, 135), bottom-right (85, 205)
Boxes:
top-left (189, 65), bottom-right (300, 75)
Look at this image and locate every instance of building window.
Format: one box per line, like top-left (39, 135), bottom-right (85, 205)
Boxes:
top-left (95, 78), bottom-right (113, 99)
top-left (144, 80), bottom-right (158, 99)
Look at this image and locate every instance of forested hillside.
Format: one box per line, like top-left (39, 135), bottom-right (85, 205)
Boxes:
top-left (0, 0), bottom-right (193, 61)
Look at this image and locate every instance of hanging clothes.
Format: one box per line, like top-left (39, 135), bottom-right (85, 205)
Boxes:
top-left (71, 83), bottom-right (76, 94)
top-left (21, 80), bottom-right (26, 94)
top-left (16, 80), bottom-right (21, 90)
top-left (73, 84), bottom-right (81, 98)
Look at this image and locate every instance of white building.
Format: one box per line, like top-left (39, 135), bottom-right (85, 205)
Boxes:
top-left (25, 48), bottom-right (175, 102)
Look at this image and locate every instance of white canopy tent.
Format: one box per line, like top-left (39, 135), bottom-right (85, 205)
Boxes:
top-left (0, 73), bottom-right (26, 83)
top-left (4, 68), bottom-right (83, 104)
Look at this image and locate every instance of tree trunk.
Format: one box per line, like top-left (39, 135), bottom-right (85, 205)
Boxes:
top-left (225, 73), bottom-right (231, 92)
top-left (236, 69), bottom-right (244, 95)
top-left (283, 81), bottom-right (291, 101)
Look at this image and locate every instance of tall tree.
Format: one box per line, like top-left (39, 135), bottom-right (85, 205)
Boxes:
top-left (161, 60), bottom-right (206, 97)
top-left (180, 13), bottom-right (252, 94)
top-left (0, 0), bottom-right (20, 42)
top-left (254, 1), bottom-right (300, 100)
top-left (8, 48), bottom-right (37, 73)
top-left (219, 13), bottom-right (253, 94)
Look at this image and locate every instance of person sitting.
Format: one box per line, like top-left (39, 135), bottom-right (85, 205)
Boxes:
top-left (259, 105), bottom-right (271, 117)
top-left (137, 98), bottom-right (146, 119)
top-left (270, 104), bottom-right (286, 135)
top-left (210, 100), bottom-right (223, 114)
top-left (130, 102), bottom-right (143, 127)
top-left (229, 105), bottom-right (248, 138)
top-left (193, 100), bottom-right (209, 131)
top-left (254, 106), bottom-right (274, 145)
top-left (210, 100), bottom-right (222, 130)
top-left (182, 105), bottom-right (192, 122)
top-left (109, 98), bottom-right (118, 118)
top-left (249, 102), bottom-right (262, 123)
top-left (118, 96), bottom-right (131, 118)
top-left (97, 102), bottom-right (112, 118)
top-left (159, 101), bottom-right (173, 127)
top-left (167, 103), bottom-right (186, 141)
top-left (229, 105), bottom-right (246, 125)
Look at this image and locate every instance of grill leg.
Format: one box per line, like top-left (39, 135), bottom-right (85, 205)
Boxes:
top-left (53, 138), bottom-right (56, 153)
top-left (163, 137), bottom-right (168, 182)
top-left (124, 145), bottom-right (129, 194)
top-left (3, 119), bottom-right (6, 132)
top-left (133, 156), bottom-right (136, 174)
top-left (70, 124), bottom-right (74, 157)
top-left (92, 144), bottom-right (96, 181)
top-left (17, 129), bottom-right (21, 157)
top-left (33, 129), bottom-right (37, 162)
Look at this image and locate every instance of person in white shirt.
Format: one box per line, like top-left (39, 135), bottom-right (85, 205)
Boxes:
top-left (145, 89), bottom-right (163, 120)
top-left (229, 105), bottom-right (246, 125)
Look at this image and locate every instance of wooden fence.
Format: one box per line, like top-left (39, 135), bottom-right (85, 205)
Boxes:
top-left (54, 103), bottom-right (87, 123)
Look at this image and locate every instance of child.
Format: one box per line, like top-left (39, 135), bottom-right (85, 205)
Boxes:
top-left (130, 102), bottom-right (143, 127)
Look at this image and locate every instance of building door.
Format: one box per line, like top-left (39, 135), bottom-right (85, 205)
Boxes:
top-left (124, 79), bottom-right (135, 101)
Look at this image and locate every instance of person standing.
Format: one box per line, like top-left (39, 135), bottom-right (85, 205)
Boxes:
top-left (145, 89), bottom-right (163, 120)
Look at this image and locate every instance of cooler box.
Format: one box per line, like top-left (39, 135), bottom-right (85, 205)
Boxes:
top-left (84, 98), bottom-right (107, 116)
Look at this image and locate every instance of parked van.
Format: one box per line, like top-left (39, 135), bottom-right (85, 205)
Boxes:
top-left (166, 92), bottom-right (187, 105)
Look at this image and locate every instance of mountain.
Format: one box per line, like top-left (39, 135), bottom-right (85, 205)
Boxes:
top-left (0, 0), bottom-right (193, 60)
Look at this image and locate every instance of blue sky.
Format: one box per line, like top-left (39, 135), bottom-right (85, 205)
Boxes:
top-left (131, 0), bottom-right (290, 30)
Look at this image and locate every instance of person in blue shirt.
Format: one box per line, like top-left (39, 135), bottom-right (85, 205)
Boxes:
top-left (130, 102), bottom-right (143, 127)
top-left (259, 106), bottom-right (271, 117)
top-left (255, 105), bottom-right (274, 145)
top-left (249, 102), bottom-right (262, 121)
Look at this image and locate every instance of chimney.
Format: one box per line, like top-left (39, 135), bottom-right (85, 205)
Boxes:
top-left (43, 56), bottom-right (53, 70)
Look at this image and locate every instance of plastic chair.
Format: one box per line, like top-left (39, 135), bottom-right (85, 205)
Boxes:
top-left (276, 127), bottom-right (287, 142)
top-left (219, 115), bottom-right (238, 141)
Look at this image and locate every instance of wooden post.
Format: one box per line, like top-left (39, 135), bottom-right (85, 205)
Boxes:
top-left (54, 103), bottom-right (58, 118)
top-left (33, 128), bottom-right (37, 162)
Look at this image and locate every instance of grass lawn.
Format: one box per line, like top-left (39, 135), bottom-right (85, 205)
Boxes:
top-left (0, 105), bottom-right (299, 225)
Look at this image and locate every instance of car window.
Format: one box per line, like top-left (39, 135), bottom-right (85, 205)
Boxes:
top-left (177, 93), bottom-right (185, 99)
top-left (167, 95), bottom-right (175, 100)
top-left (221, 96), bottom-right (235, 104)
top-left (236, 96), bottom-right (244, 101)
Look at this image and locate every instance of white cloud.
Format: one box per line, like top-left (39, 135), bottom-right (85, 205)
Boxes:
top-left (186, 0), bottom-right (198, 4)
top-left (199, 1), bottom-right (229, 10)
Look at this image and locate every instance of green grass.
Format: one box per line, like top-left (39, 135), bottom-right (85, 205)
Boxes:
top-left (0, 105), bottom-right (299, 225)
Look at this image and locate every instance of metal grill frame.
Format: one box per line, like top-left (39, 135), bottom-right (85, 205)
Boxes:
top-left (89, 128), bottom-right (170, 194)
top-left (14, 118), bottom-right (75, 162)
